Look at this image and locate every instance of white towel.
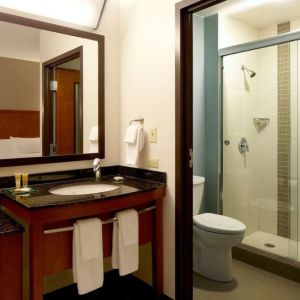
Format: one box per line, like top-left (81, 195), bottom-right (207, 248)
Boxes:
top-left (124, 124), bottom-right (139, 143)
top-left (112, 209), bottom-right (139, 276)
top-left (73, 218), bottom-right (103, 295)
top-left (125, 124), bottom-right (145, 165)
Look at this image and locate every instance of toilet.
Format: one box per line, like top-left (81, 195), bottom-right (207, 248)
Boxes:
top-left (193, 176), bottom-right (246, 282)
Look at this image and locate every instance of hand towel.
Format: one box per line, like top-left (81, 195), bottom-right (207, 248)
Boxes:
top-left (125, 124), bottom-right (145, 165)
top-left (124, 124), bottom-right (139, 143)
top-left (112, 209), bottom-right (139, 276)
top-left (73, 218), bottom-right (103, 295)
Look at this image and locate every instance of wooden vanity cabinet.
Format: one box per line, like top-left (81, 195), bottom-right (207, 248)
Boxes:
top-left (0, 186), bottom-right (165, 300)
top-left (0, 214), bottom-right (23, 300)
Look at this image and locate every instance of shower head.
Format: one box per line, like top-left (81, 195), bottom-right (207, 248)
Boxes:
top-left (241, 65), bottom-right (256, 78)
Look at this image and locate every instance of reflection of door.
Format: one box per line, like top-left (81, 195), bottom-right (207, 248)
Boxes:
top-left (42, 46), bottom-right (83, 156)
top-left (56, 68), bottom-right (80, 155)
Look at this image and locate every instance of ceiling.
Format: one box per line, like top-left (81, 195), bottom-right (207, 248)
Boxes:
top-left (196, 0), bottom-right (300, 29)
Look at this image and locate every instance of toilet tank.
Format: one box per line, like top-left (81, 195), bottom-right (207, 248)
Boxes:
top-left (193, 176), bottom-right (205, 216)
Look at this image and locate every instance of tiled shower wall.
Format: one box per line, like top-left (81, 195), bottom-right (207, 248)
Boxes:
top-left (277, 22), bottom-right (291, 238)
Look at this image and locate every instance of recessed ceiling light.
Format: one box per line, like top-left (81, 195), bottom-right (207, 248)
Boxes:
top-left (0, 0), bottom-right (106, 29)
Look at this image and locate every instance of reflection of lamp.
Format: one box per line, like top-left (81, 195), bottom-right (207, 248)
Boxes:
top-left (88, 126), bottom-right (98, 153)
top-left (88, 126), bottom-right (98, 142)
top-left (0, 0), bottom-right (106, 29)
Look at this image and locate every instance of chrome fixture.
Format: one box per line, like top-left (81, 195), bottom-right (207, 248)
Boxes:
top-left (93, 158), bottom-right (102, 181)
top-left (129, 116), bottom-right (144, 125)
top-left (253, 118), bottom-right (270, 131)
top-left (238, 137), bottom-right (249, 154)
top-left (44, 205), bottom-right (156, 235)
top-left (241, 65), bottom-right (256, 78)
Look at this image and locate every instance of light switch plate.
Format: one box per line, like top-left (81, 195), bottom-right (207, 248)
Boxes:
top-left (149, 127), bottom-right (157, 143)
top-left (148, 158), bottom-right (159, 168)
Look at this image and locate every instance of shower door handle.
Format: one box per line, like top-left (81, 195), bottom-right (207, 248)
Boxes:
top-left (238, 137), bottom-right (249, 154)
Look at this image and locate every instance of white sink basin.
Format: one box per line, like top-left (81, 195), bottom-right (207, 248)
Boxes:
top-left (49, 183), bottom-right (119, 196)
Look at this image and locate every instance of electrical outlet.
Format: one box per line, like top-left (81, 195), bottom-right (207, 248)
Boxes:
top-left (148, 158), bottom-right (159, 168)
top-left (149, 127), bottom-right (157, 143)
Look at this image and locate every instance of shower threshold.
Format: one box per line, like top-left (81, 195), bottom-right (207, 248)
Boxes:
top-left (243, 231), bottom-right (299, 262)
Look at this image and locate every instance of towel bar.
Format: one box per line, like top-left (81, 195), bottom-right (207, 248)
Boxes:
top-left (129, 116), bottom-right (144, 125)
top-left (43, 205), bottom-right (156, 235)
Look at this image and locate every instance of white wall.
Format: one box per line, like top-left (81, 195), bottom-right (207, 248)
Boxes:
top-left (221, 16), bottom-right (279, 236)
top-left (219, 15), bottom-right (259, 49)
top-left (0, 21), bottom-right (40, 61)
top-left (0, 22), bottom-right (40, 111)
top-left (119, 1), bottom-right (177, 297)
top-left (255, 45), bottom-right (278, 234)
top-left (221, 15), bottom-right (300, 243)
top-left (222, 49), bottom-right (260, 235)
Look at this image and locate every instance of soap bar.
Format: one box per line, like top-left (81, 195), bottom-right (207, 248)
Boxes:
top-left (14, 187), bottom-right (31, 193)
top-left (113, 176), bottom-right (124, 182)
top-left (3, 187), bottom-right (37, 195)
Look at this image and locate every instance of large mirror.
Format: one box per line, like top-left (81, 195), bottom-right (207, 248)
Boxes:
top-left (0, 13), bottom-right (104, 166)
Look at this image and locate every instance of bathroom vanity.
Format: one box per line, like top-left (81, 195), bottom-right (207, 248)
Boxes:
top-left (0, 210), bottom-right (24, 299)
top-left (0, 169), bottom-right (166, 300)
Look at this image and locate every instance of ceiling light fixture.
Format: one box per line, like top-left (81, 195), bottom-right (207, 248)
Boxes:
top-left (0, 0), bottom-right (106, 29)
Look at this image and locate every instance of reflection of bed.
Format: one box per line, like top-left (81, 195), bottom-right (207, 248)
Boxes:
top-left (0, 110), bottom-right (41, 158)
top-left (0, 110), bottom-right (40, 139)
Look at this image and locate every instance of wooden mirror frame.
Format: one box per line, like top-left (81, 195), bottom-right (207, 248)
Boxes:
top-left (0, 12), bottom-right (105, 167)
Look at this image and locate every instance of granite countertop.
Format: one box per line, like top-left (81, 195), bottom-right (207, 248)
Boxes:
top-left (0, 210), bottom-right (24, 236)
top-left (1, 175), bottom-right (165, 209)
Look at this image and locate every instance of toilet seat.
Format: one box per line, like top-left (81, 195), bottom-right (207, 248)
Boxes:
top-left (193, 213), bottom-right (246, 235)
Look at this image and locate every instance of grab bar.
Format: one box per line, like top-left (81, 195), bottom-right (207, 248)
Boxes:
top-left (43, 205), bottom-right (156, 235)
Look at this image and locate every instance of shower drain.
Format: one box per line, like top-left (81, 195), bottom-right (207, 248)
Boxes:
top-left (264, 243), bottom-right (276, 248)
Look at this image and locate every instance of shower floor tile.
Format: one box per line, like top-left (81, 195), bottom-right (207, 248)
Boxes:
top-left (242, 231), bottom-right (299, 261)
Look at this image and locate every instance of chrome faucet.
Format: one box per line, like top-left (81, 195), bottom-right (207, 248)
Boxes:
top-left (93, 158), bottom-right (102, 181)
top-left (238, 137), bottom-right (249, 154)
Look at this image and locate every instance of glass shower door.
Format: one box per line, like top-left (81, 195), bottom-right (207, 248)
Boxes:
top-left (222, 41), bottom-right (298, 262)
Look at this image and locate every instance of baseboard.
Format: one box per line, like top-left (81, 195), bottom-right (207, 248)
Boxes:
top-left (233, 245), bottom-right (300, 283)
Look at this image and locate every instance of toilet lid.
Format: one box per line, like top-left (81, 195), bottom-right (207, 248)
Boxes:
top-left (193, 213), bottom-right (246, 235)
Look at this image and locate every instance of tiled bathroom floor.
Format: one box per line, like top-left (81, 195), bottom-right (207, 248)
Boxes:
top-left (193, 259), bottom-right (300, 300)
top-left (243, 231), bottom-right (299, 261)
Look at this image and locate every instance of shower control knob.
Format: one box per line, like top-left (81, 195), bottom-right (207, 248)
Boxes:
top-left (224, 140), bottom-right (230, 145)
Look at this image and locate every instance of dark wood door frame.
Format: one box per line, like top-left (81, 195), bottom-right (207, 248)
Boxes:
top-left (175, 1), bottom-right (226, 300)
top-left (42, 46), bottom-right (83, 156)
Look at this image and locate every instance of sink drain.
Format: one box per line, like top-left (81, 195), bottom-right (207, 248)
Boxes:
top-left (264, 243), bottom-right (276, 248)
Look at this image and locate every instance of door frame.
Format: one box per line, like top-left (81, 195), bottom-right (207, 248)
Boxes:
top-left (175, 1), bottom-right (226, 300)
top-left (42, 46), bottom-right (83, 156)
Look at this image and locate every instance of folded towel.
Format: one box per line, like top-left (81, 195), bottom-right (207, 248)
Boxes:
top-left (125, 124), bottom-right (145, 165)
top-left (124, 124), bottom-right (139, 143)
top-left (73, 218), bottom-right (103, 295)
top-left (112, 209), bottom-right (139, 276)
top-left (88, 126), bottom-right (98, 142)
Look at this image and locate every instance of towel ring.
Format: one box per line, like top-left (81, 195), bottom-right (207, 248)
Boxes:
top-left (129, 117), bottom-right (144, 125)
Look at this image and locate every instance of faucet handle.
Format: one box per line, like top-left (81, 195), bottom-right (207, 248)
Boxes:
top-left (93, 158), bottom-right (101, 171)
top-left (93, 158), bottom-right (101, 166)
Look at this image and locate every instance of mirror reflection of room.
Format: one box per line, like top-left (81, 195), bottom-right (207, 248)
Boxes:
top-left (0, 21), bottom-right (98, 159)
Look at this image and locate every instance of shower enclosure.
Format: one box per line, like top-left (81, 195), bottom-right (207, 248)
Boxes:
top-left (222, 37), bottom-right (299, 262)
